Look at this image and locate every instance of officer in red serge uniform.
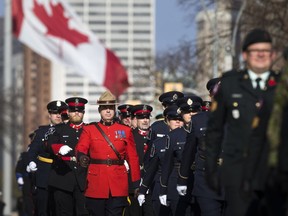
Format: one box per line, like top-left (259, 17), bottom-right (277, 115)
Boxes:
top-left (75, 90), bottom-right (141, 216)
top-left (47, 97), bottom-right (89, 216)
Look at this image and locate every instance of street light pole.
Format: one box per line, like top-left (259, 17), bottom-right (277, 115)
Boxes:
top-left (3, 0), bottom-right (13, 214)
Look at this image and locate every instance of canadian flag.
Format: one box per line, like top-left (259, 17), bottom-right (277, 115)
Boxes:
top-left (12, 0), bottom-right (130, 97)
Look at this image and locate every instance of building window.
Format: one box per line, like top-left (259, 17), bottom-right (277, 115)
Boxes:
top-left (133, 30), bottom-right (151, 34)
top-left (111, 3), bottom-right (127, 7)
top-left (133, 3), bottom-right (150, 8)
top-left (111, 21), bottom-right (128, 25)
top-left (111, 12), bottom-right (128, 17)
top-left (133, 13), bottom-right (150, 17)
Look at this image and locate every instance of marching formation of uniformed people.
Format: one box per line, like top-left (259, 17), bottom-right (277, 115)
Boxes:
top-left (15, 28), bottom-right (288, 216)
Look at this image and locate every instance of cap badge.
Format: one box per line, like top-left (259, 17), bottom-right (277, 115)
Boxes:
top-left (172, 94), bottom-right (178, 101)
top-left (143, 105), bottom-right (147, 111)
top-left (187, 99), bottom-right (193, 105)
top-left (56, 100), bottom-right (61, 107)
top-left (177, 108), bottom-right (181, 114)
top-left (75, 98), bottom-right (79, 105)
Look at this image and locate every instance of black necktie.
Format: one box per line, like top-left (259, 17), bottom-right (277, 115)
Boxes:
top-left (255, 77), bottom-right (262, 93)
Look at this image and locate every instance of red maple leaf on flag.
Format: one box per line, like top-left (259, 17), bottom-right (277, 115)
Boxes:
top-left (33, 0), bottom-right (89, 46)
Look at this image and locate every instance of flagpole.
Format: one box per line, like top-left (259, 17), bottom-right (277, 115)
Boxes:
top-left (3, 0), bottom-right (13, 214)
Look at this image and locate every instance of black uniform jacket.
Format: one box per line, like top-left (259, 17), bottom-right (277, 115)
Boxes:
top-left (205, 69), bottom-right (280, 189)
top-left (28, 125), bottom-right (53, 188)
top-left (47, 122), bottom-right (87, 192)
top-left (140, 135), bottom-right (168, 200)
top-left (160, 127), bottom-right (192, 201)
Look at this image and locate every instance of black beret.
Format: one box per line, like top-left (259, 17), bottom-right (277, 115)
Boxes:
top-left (206, 78), bottom-right (221, 93)
top-left (242, 28), bottom-right (272, 51)
top-left (65, 97), bottom-right (88, 111)
top-left (47, 100), bottom-right (67, 113)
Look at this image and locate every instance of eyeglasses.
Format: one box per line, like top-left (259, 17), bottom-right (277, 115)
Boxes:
top-left (247, 49), bottom-right (272, 56)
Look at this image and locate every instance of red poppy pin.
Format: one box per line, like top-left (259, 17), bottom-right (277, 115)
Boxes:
top-left (268, 77), bottom-right (276, 87)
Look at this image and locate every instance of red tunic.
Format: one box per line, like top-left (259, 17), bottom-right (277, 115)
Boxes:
top-left (75, 122), bottom-right (141, 198)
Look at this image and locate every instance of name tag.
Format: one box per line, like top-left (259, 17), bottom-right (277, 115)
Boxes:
top-left (157, 134), bottom-right (165, 137)
top-left (232, 94), bottom-right (242, 98)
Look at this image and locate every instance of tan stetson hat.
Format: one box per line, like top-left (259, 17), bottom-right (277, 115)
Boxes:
top-left (97, 90), bottom-right (119, 105)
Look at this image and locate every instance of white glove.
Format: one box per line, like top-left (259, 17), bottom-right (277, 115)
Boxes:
top-left (137, 194), bottom-right (145, 206)
top-left (27, 161), bottom-right (37, 172)
top-left (59, 145), bottom-right (72, 155)
top-left (177, 185), bottom-right (187, 196)
top-left (26, 165), bottom-right (31, 173)
top-left (124, 160), bottom-right (130, 171)
top-left (159, 194), bottom-right (168, 206)
top-left (17, 177), bottom-right (24, 185)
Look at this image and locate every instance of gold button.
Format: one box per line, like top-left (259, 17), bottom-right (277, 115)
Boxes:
top-left (233, 102), bottom-right (238, 107)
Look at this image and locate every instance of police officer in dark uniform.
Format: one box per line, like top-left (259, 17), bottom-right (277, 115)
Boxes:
top-left (177, 79), bottom-right (225, 216)
top-left (138, 105), bottom-right (184, 216)
top-left (118, 104), bottom-right (133, 127)
top-left (205, 29), bottom-right (280, 216)
top-left (125, 104), bottom-right (154, 216)
top-left (15, 151), bottom-right (34, 216)
top-left (26, 100), bottom-right (67, 216)
top-left (159, 96), bottom-right (202, 216)
top-left (47, 97), bottom-right (89, 216)
top-left (148, 91), bottom-right (184, 143)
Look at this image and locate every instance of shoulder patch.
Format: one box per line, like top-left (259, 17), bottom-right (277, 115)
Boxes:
top-left (150, 144), bottom-right (155, 157)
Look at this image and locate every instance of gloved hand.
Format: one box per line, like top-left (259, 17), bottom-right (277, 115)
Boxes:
top-left (159, 194), bottom-right (168, 206)
top-left (27, 161), bottom-right (37, 172)
top-left (59, 145), bottom-right (72, 155)
top-left (137, 194), bottom-right (145, 206)
top-left (177, 185), bottom-right (187, 196)
top-left (17, 177), bottom-right (24, 185)
top-left (124, 160), bottom-right (130, 171)
top-left (26, 165), bottom-right (31, 173)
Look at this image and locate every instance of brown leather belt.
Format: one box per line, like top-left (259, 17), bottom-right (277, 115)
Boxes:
top-left (90, 159), bottom-right (124, 166)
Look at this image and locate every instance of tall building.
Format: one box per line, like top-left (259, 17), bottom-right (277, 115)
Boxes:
top-left (51, 0), bottom-right (156, 122)
top-left (195, 2), bottom-right (232, 98)
top-left (23, 48), bottom-right (52, 146)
